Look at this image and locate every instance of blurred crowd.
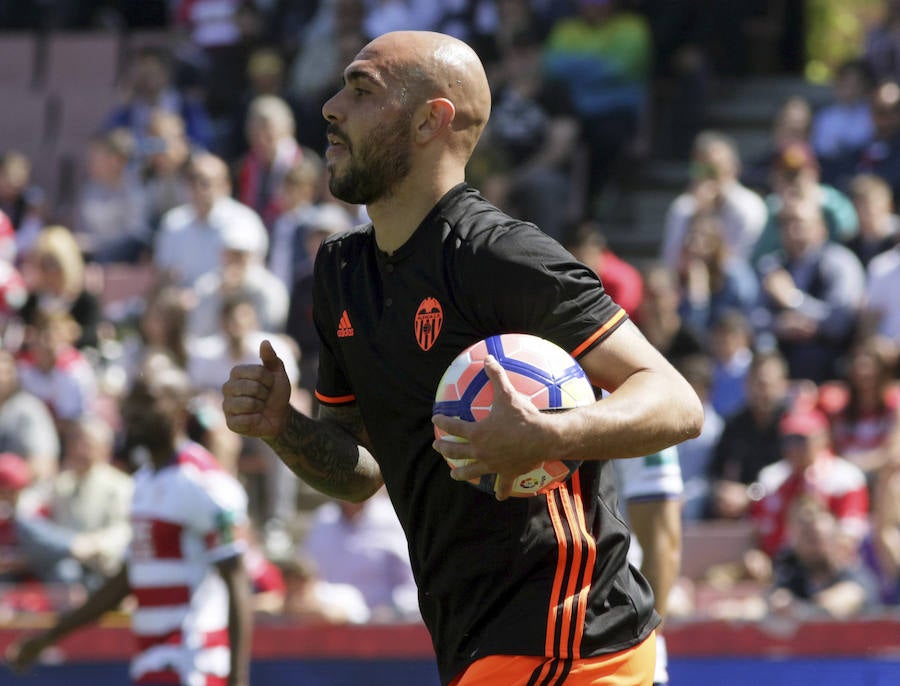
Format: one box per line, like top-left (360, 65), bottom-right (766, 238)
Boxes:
top-left (0, 0), bottom-right (898, 630)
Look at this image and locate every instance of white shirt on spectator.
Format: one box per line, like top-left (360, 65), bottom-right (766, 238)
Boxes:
top-left (662, 181), bottom-right (768, 269)
top-left (154, 197), bottom-right (268, 288)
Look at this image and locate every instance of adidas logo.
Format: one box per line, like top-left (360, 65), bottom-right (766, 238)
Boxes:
top-left (337, 310), bottom-right (354, 338)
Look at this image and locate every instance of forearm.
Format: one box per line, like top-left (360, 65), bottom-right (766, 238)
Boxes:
top-left (221, 559), bottom-right (253, 686)
top-left (563, 320), bottom-right (703, 461)
top-left (558, 368), bottom-right (702, 461)
top-left (264, 407), bottom-right (383, 502)
top-left (45, 566), bottom-right (131, 643)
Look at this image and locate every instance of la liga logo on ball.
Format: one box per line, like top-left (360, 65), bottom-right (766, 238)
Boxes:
top-left (433, 333), bottom-right (595, 497)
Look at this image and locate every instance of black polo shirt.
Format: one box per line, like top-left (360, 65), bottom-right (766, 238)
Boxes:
top-left (312, 184), bottom-right (658, 684)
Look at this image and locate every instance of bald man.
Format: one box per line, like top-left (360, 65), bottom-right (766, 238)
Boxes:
top-left (223, 31), bottom-right (702, 686)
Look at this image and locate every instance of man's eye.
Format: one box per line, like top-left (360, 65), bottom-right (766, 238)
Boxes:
top-left (354, 88), bottom-right (369, 96)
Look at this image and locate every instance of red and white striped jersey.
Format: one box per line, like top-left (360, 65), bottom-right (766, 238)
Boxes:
top-left (127, 441), bottom-right (248, 686)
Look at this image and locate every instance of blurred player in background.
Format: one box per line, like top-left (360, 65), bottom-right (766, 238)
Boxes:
top-left (7, 364), bottom-right (253, 686)
top-left (223, 30), bottom-right (702, 686)
top-left (615, 447), bottom-right (684, 686)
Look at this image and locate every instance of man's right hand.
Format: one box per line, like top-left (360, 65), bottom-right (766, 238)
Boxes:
top-left (222, 340), bottom-right (292, 439)
top-left (6, 633), bottom-right (51, 673)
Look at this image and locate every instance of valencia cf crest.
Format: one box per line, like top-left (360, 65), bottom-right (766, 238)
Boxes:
top-left (414, 297), bottom-right (443, 351)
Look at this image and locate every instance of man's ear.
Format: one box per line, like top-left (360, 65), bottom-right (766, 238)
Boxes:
top-left (414, 97), bottom-right (456, 144)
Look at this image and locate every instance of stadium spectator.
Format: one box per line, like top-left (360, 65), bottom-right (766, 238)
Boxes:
top-left (742, 95), bottom-right (813, 195)
top-left (119, 283), bottom-right (188, 387)
top-left (862, 237), bottom-right (900, 363)
top-left (564, 221), bottom-right (644, 318)
top-left (74, 129), bottom-right (150, 264)
top-left (19, 225), bottom-right (101, 350)
top-left (105, 45), bottom-right (213, 149)
top-left (286, 0), bottom-right (366, 154)
top-left (0, 350), bottom-right (59, 482)
top-left (267, 155), bottom-right (327, 293)
top-left (302, 491), bottom-right (420, 623)
top-left (0, 453), bottom-right (35, 583)
top-left (756, 196), bottom-right (865, 383)
top-left (7, 365), bottom-right (254, 686)
top-left (0, 151), bottom-right (45, 258)
top-left (235, 95), bottom-right (304, 227)
top-left (676, 354), bottom-right (724, 521)
top-left (635, 263), bottom-right (705, 369)
top-left (707, 350), bottom-right (792, 520)
top-left (0, 247), bottom-right (27, 341)
top-left (187, 293), bottom-right (298, 394)
top-left (542, 0), bottom-right (653, 209)
top-left (225, 47), bottom-right (302, 162)
top-left (0, 206), bottom-right (16, 265)
top-left (662, 131), bottom-right (767, 269)
top-left (768, 499), bottom-right (881, 620)
top-left (476, 28), bottom-right (580, 242)
top-left (753, 141), bottom-right (859, 261)
top-left (674, 211), bottom-right (761, 342)
top-left (750, 407), bottom-right (869, 560)
top-left (285, 203), bottom-right (355, 398)
top-left (16, 415), bottom-right (132, 590)
top-left (276, 555), bottom-right (370, 624)
top-left (708, 309), bottom-right (755, 420)
top-left (139, 110), bottom-right (195, 232)
top-left (864, 0), bottom-right (900, 85)
top-left (867, 455), bottom-right (900, 604)
top-left (187, 218), bottom-right (289, 339)
top-left (829, 80), bottom-right (900, 203)
top-left (154, 153), bottom-right (268, 289)
top-left (844, 173), bottom-right (899, 268)
top-left (821, 339), bottom-right (899, 480)
top-left (188, 293), bottom-right (300, 533)
top-left (810, 59), bottom-right (876, 167)
top-left (16, 310), bottom-right (97, 424)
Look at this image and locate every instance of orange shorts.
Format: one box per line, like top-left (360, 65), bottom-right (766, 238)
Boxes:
top-left (449, 630), bottom-right (656, 686)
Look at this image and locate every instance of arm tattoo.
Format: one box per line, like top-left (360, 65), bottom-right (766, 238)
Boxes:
top-left (263, 404), bottom-right (383, 501)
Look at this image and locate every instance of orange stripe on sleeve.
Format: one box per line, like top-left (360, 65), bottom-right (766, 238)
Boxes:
top-left (570, 308), bottom-right (626, 359)
top-left (314, 390), bottom-right (357, 405)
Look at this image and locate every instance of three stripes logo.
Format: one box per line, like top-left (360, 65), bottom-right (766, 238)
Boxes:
top-left (414, 297), bottom-right (443, 351)
top-left (337, 310), bottom-right (354, 338)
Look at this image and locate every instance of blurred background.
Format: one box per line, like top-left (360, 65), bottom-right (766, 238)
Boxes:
top-left (0, 1), bottom-right (898, 684)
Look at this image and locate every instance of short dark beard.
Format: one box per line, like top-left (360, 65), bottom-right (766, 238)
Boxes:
top-left (328, 112), bottom-right (413, 205)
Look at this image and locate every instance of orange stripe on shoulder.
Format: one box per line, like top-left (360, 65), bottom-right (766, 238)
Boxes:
top-left (314, 390), bottom-right (357, 405)
top-left (570, 308), bottom-right (626, 359)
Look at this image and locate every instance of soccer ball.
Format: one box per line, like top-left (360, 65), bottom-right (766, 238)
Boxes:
top-left (432, 333), bottom-right (595, 497)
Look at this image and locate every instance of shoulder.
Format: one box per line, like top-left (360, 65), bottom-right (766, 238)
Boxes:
top-left (158, 204), bottom-right (194, 231)
top-left (868, 247), bottom-right (900, 277)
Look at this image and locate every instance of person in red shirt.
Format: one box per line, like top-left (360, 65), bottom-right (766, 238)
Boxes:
top-left (750, 406), bottom-right (870, 559)
top-left (564, 220), bottom-right (644, 318)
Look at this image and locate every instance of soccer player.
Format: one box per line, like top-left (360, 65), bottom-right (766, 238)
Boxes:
top-left (222, 30), bottom-right (703, 686)
top-left (7, 365), bottom-right (253, 686)
top-left (615, 447), bottom-right (685, 686)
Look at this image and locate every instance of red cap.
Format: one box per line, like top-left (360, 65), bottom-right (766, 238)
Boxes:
top-left (779, 409), bottom-right (829, 437)
top-left (0, 452), bottom-right (31, 491)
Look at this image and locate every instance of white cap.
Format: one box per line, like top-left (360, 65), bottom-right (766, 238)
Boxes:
top-left (311, 204), bottom-right (353, 235)
top-left (220, 217), bottom-right (267, 254)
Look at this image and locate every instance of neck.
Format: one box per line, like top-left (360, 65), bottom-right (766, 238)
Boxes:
top-left (366, 167), bottom-right (464, 255)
